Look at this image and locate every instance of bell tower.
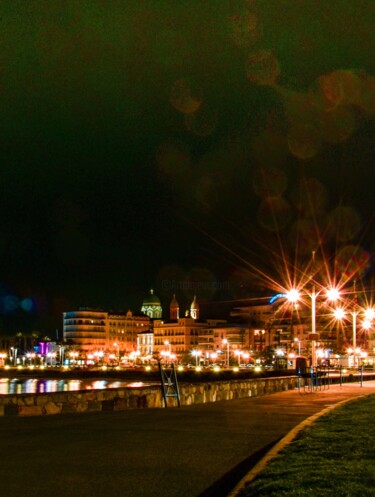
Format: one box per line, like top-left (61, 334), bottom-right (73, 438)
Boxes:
top-left (190, 295), bottom-right (199, 320)
top-left (170, 294), bottom-right (179, 321)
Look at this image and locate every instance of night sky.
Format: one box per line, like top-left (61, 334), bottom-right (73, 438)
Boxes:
top-left (0, 0), bottom-right (374, 335)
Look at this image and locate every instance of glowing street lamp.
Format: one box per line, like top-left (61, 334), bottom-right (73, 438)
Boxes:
top-left (362, 319), bottom-right (372, 331)
top-left (113, 342), bottom-right (120, 362)
top-left (333, 307), bottom-right (360, 368)
top-left (286, 289), bottom-right (300, 303)
top-left (234, 349), bottom-right (242, 366)
top-left (191, 349), bottom-right (202, 366)
top-left (363, 308), bottom-right (375, 334)
top-left (242, 352), bottom-right (250, 365)
top-left (129, 350), bottom-right (140, 364)
top-left (210, 352), bottom-right (218, 364)
top-left (164, 340), bottom-right (171, 353)
top-left (326, 287), bottom-right (341, 302)
top-left (93, 351), bottom-right (104, 366)
top-left (287, 284), bottom-right (340, 367)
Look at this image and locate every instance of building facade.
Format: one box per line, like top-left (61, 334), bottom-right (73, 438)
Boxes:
top-left (63, 308), bottom-right (150, 356)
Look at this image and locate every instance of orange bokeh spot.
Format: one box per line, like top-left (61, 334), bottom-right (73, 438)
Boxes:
top-left (169, 79), bottom-right (202, 114)
top-left (246, 49), bottom-right (280, 86)
top-left (228, 10), bottom-right (260, 47)
top-left (309, 70), bottom-right (363, 111)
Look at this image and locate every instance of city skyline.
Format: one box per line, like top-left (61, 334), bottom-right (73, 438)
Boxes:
top-left (0, 0), bottom-right (374, 335)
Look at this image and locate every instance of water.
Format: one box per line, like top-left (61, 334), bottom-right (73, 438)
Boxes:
top-left (0, 378), bottom-right (155, 395)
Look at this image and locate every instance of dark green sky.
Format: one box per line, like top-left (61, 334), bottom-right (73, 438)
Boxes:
top-left (0, 0), bottom-right (374, 333)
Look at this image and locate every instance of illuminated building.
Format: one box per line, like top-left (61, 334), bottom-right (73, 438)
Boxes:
top-left (141, 289), bottom-right (162, 318)
top-left (153, 295), bottom-right (249, 361)
top-left (108, 310), bottom-right (150, 354)
top-left (231, 297), bottom-right (308, 352)
top-left (198, 323), bottom-right (250, 354)
top-left (63, 308), bottom-right (150, 355)
top-left (137, 330), bottom-right (154, 357)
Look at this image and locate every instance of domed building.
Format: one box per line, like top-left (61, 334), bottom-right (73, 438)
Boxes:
top-left (141, 289), bottom-right (162, 319)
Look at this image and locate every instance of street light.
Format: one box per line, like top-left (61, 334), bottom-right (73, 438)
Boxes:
top-left (333, 305), bottom-right (373, 368)
top-left (242, 352), bottom-right (250, 364)
top-left (191, 349), bottom-right (202, 366)
top-left (210, 352), bottom-right (218, 365)
top-left (234, 349), bottom-right (242, 366)
top-left (333, 307), bottom-right (357, 367)
top-left (222, 339), bottom-right (229, 368)
top-left (113, 342), bottom-right (120, 363)
top-left (294, 337), bottom-right (301, 355)
top-left (287, 285), bottom-right (340, 367)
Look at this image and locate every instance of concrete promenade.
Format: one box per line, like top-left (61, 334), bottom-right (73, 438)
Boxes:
top-left (0, 380), bottom-right (373, 497)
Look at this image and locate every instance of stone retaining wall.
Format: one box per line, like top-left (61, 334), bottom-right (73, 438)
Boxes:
top-left (0, 376), bottom-right (298, 416)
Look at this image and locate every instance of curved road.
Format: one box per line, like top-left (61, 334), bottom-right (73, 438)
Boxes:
top-left (0, 381), bottom-right (373, 497)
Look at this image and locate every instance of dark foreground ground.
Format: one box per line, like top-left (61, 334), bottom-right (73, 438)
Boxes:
top-left (0, 380), bottom-right (373, 497)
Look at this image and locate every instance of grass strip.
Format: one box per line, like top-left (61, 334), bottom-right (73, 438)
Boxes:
top-left (237, 395), bottom-right (375, 497)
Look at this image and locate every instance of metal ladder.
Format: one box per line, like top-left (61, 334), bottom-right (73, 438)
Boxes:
top-left (158, 362), bottom-right (181, 408)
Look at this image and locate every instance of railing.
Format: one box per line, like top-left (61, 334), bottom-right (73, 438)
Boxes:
top-left (298, 365), bottom-right (366, 393)
top-left (338, 365), bottom-right (364, 387)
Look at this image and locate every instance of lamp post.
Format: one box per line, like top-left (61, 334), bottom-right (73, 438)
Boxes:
top-left (242, 352), bottom-right (250, 365)
top-left (113, 342), bottom-right (120, 363)
top-left (294, 337), bottom-right (301, 355)
top-left (309, 285), bottom-right (317, 367)
top-left (334, 306), bottom-right (373, 369)
top-left (351, 310), bottom-right (358, 368)
top-left (59, 345), bottom-right (65, 366)
top-left (191, 349), bottom-right (202, 366)
top-left (222, 339), bottom-right (229, 368)
top-left (287, 285), bottom-right (340, 368)
top-left (234, 349), bottom-right (242, 366)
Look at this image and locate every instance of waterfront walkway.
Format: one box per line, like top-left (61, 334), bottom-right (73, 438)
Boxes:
top-left (0, 380), bottom-right (373, 497)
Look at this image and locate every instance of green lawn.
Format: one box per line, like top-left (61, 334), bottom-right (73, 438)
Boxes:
top-left (238, 395), bottom-right (375, 497)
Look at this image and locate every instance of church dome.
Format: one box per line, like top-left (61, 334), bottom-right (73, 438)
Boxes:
top-left (141, 289), bottom-right (162, 319)
top-left (142, 289), bottom-right (161, 306)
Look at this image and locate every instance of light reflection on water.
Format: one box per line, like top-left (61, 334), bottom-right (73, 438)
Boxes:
top-left (0, 378), bottom-right (153, 395)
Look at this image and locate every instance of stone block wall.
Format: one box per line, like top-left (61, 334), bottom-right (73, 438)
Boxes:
top-left (0, 376), bottom-right (298, 416)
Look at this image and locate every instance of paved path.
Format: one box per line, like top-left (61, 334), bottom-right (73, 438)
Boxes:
top-left (0, 381), bottom-right (374, 497)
